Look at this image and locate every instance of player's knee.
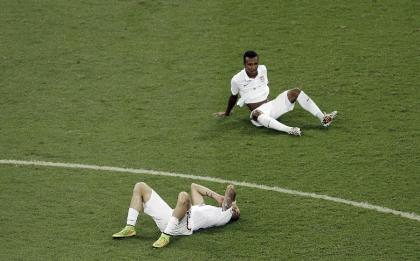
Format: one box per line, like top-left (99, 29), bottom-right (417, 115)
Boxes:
top-left (178, 191), bottom-right (191, 206)
top-left (133, 182), bottom-right (148, 193)
top-left (134, 182), bottom-right (145, 190)
top-left (251, 110), bottom-right (262, 121)
top-left (287, 88), bottom-right (301, 102)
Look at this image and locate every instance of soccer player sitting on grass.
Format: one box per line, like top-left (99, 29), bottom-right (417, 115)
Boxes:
top-left (112, 182), bottom-right (240, 248)
top-left (215, 50), bottom-right (337, 136)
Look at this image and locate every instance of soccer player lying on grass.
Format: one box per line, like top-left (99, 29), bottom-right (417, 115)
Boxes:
top-left (112, 182), bottom-right (240, 248)
top-left (215, 50), bottom-right (337, 136)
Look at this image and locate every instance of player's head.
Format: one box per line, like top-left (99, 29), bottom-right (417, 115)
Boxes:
top-left (243, 50), bottom-right (259, 78)
top-left (243, 50), bottom-right (258, 64)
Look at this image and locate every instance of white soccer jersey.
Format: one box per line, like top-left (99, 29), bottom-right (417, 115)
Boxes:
top-left (231, 65), bottom-right (269, 107)
top-left (190, 204), bottom-right (233, 231)
top-left (144, 191), bottom-right (233, 236)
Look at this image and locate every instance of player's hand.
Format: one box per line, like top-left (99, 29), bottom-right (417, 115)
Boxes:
top-left (214, 112), bottom-right (228, 117)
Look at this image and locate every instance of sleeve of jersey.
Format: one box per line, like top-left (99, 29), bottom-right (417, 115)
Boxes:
top-left (230, 78), bottom-right (239, 95)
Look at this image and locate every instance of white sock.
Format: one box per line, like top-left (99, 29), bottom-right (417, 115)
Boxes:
top-left (127, 208), bottom-right (139, 226)
top-left (163, 216), bottom-right (179, 235)
top-left (296, 91), bottom-right (324, 121)
top-left (257, 114), bottom-right (292, 133)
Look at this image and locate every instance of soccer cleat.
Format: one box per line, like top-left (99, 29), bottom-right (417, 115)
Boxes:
top-left (152, 233), bottom-right (171, 248)
top-left (288, 127), bottom-right (302, 136)
top-left (222, 185), bottom-right (236, 211)
top-left (112, 225), bottom-right (136, 238)
top-left (322, 111), bottom-right (337, 127)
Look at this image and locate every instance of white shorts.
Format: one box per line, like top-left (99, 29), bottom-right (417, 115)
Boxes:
top-left (250, 90), bottom-right (295, 127)
top-left (173, 210), bottom-right (193, 236)
top-left (143, 190), bottom-right (193, 236)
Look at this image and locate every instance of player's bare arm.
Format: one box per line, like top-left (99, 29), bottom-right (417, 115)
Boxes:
top-left (190, 183), bottom-right (224, 206)
top-left (214, 94), bottom-right (238, 117)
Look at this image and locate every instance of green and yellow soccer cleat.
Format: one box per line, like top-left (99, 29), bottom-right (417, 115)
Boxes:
top-left (112, 225), bottom-right (136, 238)
top-left (152, 233), bottom-right (171, 248)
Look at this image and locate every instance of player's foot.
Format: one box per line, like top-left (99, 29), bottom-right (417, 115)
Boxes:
top-left (322, 111), bottom-right (337, 127)
top-left (153, 233), bottom-right (171, 248)
top-left (222, 185), bottom-right (236, 211)
top-left (288, 127), bottom-right (301, 136)
top-left (112, 225), bottom-right (136, 238)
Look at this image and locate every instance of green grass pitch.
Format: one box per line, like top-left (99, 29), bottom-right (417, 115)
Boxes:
top-left (1, 0), bottom-right (419, 259)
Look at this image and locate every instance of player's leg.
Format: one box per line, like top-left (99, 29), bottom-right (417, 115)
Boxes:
top-left (252, 109), bottom-right (301, 136)
top-left (252, 91), bottom-right (301, 135)
top-left (112, 182), bottom-right (153, 238)
top-left (291, 88), bottom-right (323, 120)
top-left (171, 191), bottom-right (191, 220)
top-left (153, 192), bottom-right (192, 248)
top-left (127, 182), bottom-right (153, 223)
top-left (292, 88), bottom-right (337, 126)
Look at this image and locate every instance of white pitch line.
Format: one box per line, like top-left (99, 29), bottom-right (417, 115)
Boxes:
top-left (1, 159), bottom-right (420, 222)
